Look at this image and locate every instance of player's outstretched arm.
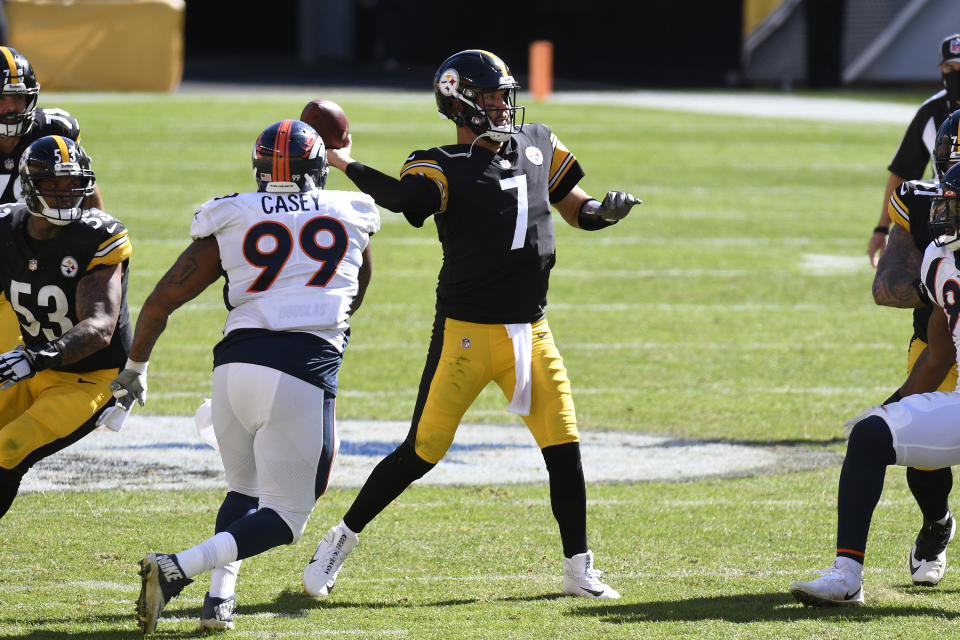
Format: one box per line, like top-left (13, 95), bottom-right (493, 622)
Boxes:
top-left (555, 186), bottom-right (641, 230)
top-left (128, 236), bottom-right (222, 363)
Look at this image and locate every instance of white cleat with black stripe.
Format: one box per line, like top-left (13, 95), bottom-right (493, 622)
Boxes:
top-left (562, 550), bottom-right (621, 599)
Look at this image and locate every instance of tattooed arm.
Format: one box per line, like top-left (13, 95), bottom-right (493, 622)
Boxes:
top-left (50, 262), bottom-right (124, 366)
top-left (873, 224), bottom-right (924, 308)
top-left (128, 237), bottom-right (222, 362)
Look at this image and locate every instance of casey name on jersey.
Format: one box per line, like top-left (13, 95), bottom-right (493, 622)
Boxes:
top-left (259, 192), bottom-right (333, 214)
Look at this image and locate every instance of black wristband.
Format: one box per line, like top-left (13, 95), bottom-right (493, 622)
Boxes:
top-left (882, 389), bottom-right (903, 405)
top-left (24, 340), bottom-right (65, 372)
top-left (874, 225), bottom-right (889, 235)
top-left (578, 199), bottom-right (614, 231)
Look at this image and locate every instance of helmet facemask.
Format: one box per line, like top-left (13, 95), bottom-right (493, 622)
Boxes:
top-left (456, 85), bottom-right (525, 142)
top-left (931, 186), bottom-right (960, 248)
top-left (0, 83), bottom-right (38, 138)
top-left (29, 175), bottom-right (94, 225)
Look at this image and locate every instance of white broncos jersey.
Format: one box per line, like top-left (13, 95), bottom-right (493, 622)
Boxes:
top-left (191, 188), bottom-right (380, 352)
top-left (921, 241), bottom-right (960, 387)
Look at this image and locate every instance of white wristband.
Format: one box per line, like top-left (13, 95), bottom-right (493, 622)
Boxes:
top-left (124, 358), bottom-right (148, 374)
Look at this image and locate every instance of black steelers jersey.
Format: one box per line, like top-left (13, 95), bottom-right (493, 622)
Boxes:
top-left (0, 107), bottom-right (81, 204)
top-left (0, 204), bottom-right (132, 372)
top-left (888, 91), bottom-right (952, 180)
top-left (398, 123), bottom-right (584, 323)
top-left (888, 178), bottom-right (939, 342)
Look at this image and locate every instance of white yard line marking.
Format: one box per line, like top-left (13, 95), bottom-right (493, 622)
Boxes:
top-left (23, 418), bottom-right (836, 494)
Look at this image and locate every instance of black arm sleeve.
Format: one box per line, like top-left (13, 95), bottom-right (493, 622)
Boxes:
top-left (344, 162), bottom-right (440, 227)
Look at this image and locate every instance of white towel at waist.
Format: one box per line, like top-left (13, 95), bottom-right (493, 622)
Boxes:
top-left (505, 323), bottom-right (533, 415)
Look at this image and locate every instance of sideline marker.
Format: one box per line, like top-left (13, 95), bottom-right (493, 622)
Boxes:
top-left (529, 40), bottom-right (553, 101)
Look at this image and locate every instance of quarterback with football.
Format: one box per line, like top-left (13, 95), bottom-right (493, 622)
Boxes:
top-left (118, 119), bottom-right (379, 633)
top-left (0, 135), bottom-right (131, 519)
top-left (791, 162), bottom-right (960, 606)
top-left (302, 49), bottom-right (640, 601)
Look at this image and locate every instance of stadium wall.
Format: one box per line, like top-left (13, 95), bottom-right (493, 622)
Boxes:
top-left (5, 0), bottom-right (184, 91)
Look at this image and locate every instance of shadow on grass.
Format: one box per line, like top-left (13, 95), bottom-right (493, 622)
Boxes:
top-left (566, 591), bottom-right (960, 623)
top-left (0, 588), bottom-right (483, 638)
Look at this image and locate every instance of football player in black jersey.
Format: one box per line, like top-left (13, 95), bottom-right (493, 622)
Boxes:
top-left (0, 135), bottom-right (131, 520)
top-left (0, 46), bottom-right (104, 354)
top-left (301, 49), bottom-right (640, 600)
top-left (868, 33), bottom-right (960, 267)
top-left (866, 109), bottom-right (960, 586)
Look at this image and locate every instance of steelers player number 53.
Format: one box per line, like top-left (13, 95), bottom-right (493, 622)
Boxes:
top-left (8, 280), bottom-right (73, 339)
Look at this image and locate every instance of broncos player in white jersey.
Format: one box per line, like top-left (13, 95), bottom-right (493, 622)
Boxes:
top-left (105, 119), bottom-right (379, 634)
top-left (791, 162), bottom-right (960, 606)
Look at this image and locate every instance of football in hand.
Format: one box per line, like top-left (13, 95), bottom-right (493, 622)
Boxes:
top-left (300, 99), bottom-right (350, 149)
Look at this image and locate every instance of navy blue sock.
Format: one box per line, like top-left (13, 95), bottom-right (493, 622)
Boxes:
top-left (542, 442), bottom-right (588, 558)
top-left (836, 416), bottom-right (896, 564)
top-left (226, 508), bottom-right (293, 560)
top-left (215, 491), bottom-right (258, 533)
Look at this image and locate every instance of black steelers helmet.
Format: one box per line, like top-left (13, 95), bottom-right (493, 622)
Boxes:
top-left (0, 46), bottom-right (39, 138)
top-left (930, 163), bottom-right (960, 248)
top-left (934, 109), bottom-right (960, 178)
top-left (252, 119), bottom-right (327, 193)
top-left (19, 135), bottom-right (96, 225)
top-left (434, 49), bottom-right (524, 142)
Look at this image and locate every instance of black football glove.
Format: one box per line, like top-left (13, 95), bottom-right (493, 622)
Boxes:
top-left (597, 191), bottom-right (641, 222)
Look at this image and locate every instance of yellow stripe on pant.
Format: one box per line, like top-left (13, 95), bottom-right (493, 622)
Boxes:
top-left (0, 367), bottom-right (116, 470)
top-left (410, 315), bottom-right (579, 464)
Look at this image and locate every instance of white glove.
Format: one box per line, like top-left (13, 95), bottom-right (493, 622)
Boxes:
top-left (843, 405), bottom-right (881, 439)
top-left (95, 402), bottom-right (133, 432)
top-left (109, 359), bottom-right (148, 407)
top-left (0, 345), bottom-right (35, 390)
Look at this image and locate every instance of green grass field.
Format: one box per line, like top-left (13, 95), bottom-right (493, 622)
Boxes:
top-left (1, 89), bottom-right (956, 638)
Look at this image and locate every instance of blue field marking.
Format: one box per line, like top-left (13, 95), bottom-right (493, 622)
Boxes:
top-left (105, 440), bottom-right (534, 456)
top-left (105, 442), bottom-right (214, 451)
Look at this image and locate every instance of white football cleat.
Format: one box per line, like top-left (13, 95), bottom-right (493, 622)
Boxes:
top-left (790, 557), bottom-right (864, 606)
top-left (910, 514), bottom-right (956, 586)
top-left (562, 550), bottom-right (620, 599)
top-left (302, 522), bottom-right (358, 597)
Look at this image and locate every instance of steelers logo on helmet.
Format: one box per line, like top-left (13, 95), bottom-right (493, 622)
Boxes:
top-left (437, 69), bottom-right (459, 97)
